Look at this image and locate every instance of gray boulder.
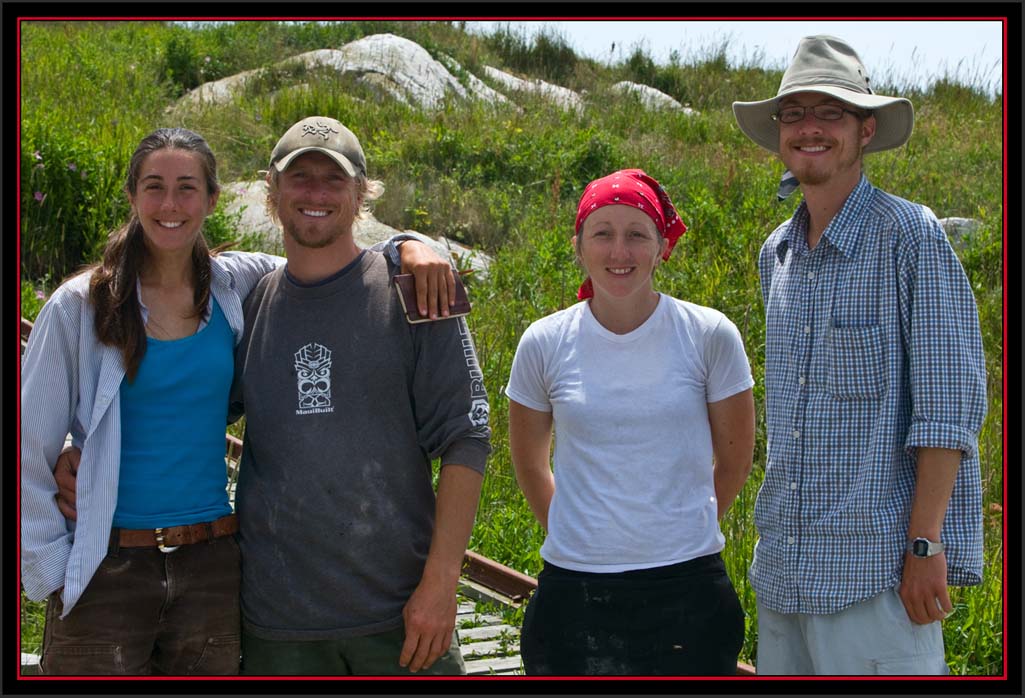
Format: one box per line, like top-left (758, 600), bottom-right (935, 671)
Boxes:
top-left (610, 81), bottom-right (697, 115)
top-left (175, 67), bottom-right (264, 107)
top-left (939, 216), bottom-right (982, 237)
top-left (219, 181), bottom-right (280, 251)
top-left (177, 33), bottom-right (508, 111)
top-left (482, 65), bottom-right (584, 113)
top-left (938, 217), bottom-right (983, 250)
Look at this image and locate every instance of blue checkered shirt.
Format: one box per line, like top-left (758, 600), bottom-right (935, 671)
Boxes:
top-left (750, 175), bottom-right (986, 615)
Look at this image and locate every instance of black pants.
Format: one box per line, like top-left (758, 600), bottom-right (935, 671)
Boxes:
top-left (520, 553), bottom-right (744, 676)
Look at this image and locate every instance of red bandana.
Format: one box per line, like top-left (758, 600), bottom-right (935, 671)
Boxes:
top-left (574, 169), bottom-right (687, 300)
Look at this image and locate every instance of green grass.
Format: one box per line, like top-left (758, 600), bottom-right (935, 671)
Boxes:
top-left (19, 20), bottom-right (1004, 675)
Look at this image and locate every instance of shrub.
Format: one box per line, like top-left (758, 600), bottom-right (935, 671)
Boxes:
top-left (20, 124), bottom-right (133, 282)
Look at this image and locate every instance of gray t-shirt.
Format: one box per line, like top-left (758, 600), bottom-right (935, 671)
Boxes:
top-left (230, 249), bottom-right (491, 640)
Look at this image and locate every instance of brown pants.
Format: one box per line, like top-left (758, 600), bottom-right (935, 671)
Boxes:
top-left (41, 533), bottom-right (241, 675)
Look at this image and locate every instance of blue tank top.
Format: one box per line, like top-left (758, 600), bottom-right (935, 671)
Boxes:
top-left (114, 297), bottom-right (234, 528)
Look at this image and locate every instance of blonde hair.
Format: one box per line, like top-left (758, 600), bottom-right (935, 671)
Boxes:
top-left (263, 169), bottom-right (384, 225)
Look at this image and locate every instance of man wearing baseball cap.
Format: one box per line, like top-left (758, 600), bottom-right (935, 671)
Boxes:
top-left (228, 116), bottom-right (491, 675)
top-left (733, 36), bottom-right (986, 674)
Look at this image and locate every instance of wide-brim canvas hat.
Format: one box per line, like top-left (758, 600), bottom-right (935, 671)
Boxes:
top-left (732, 35), bottom-right (915, 154)
top-left (269, 116), bottom-right (367, 177)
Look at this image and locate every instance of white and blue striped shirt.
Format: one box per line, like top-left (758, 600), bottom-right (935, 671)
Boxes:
top-left (20, 252), bottom-right (283, 616)
top-left (750, 175), bottom-right (987, 615)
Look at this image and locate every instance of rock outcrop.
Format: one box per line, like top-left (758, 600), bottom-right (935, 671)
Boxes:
top-left (174, 33), bottom-right (694, 121)
top-left (939, 216), bottom-right (984, 250)
top-left (482, 66), bottom-right (584, 113)
top-left (177, 33), bottom-right (508, 111)
top-left (611, 81), bottom-right (697, 114)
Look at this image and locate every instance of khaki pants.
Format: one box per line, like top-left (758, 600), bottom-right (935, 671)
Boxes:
top-left (756, 587), bottom-right (948, 675)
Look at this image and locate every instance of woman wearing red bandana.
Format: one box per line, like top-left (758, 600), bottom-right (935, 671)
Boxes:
top-left (506, 169), bottom-right (755, 675)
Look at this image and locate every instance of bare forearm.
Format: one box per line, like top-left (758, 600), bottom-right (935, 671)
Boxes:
top-left (508, 401), bottom-right (556, 532)
top-left (400, 463), bottom-right (483, 671)
top-left (422, 464), bottom-right (484, 586)
top-left (898, 447), bottom-right (962, 625)
top-left (515, 466), bottom-right (555, 532)
top-left (708, 389), bottom-right (755, 519)
top-left (713, 460), bottom-right (750, 520)
top-left (908, 447), bottom-right (961, 540)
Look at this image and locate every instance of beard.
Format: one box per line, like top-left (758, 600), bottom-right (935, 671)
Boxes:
top-left (784, 137), bottom-right (864, 187)
top-left (283, 221), bottom-right (347, 249)
top-left (271, 185), bottom-right (359, 250)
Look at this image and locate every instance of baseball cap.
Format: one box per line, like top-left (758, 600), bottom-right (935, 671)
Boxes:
top-left (268, 116), bottom-right (367, 177)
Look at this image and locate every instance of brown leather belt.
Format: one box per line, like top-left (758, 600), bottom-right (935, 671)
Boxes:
top-left (117, 514), bottom-right (238, 551)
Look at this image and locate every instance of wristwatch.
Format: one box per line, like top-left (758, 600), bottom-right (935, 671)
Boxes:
top-left (908, 537), bottom-right (945, 558)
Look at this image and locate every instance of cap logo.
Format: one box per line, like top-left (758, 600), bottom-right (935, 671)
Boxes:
top-left (302, 122), bottom-right (340, 141)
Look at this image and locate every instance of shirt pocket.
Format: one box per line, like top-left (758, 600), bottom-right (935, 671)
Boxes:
top-left (826, 324), bottom-right (886, 400)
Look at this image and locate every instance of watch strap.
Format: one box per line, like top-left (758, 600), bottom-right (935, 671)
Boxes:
top-left (909, 537), bottom-right (945, 558)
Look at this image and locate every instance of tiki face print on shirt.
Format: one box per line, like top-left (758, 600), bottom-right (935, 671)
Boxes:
top-left (294, 342), bottom-right (335, 415)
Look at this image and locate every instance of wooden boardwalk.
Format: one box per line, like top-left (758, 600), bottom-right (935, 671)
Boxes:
top-left (455, 600), bottom-right (524, 675)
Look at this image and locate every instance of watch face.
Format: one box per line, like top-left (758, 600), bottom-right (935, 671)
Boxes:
top-left (913, 539), bottom-right (929, 557)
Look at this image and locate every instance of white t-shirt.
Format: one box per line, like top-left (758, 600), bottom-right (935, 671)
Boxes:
top-left (506, 294), bottom-right (754, 573)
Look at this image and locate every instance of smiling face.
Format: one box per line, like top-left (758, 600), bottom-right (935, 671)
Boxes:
top-left (271, 151), bottom-right (362, 250)
top-left (128, 148), bottom-right (218, 257)
top-left (777, 91), bottom-right (876, 193)
top-left (575, 204), bottom-right (667, 302)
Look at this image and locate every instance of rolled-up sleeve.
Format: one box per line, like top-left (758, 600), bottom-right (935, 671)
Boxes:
top-left (411, 316), bottom-right (491, 474)
top-left (901, 230), bottom-right (988, 457)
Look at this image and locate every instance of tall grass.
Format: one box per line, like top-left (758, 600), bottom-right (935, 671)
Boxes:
top-left (19, 20), bottom-right (1004, 675)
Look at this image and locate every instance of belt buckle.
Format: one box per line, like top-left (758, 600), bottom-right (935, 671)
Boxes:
top-left (154, 528), bottom-right (180, 553)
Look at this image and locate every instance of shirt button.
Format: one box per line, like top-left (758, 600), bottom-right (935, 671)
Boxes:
top-left (793, 430), bottom-right (801, 439)
top-left (803, 325), bottom-right (811, 334)
top-left (787, 536), bottom-right (796, 545)
top-left (807, 271), bottom-right (815, 280)
top-left (790, 481), bottom-right (798, 490)
top-left (798, 376), bottom-right (806, 385)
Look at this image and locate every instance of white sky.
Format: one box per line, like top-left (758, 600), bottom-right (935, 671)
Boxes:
top-left (465, 20), bottom-right (1005, 95)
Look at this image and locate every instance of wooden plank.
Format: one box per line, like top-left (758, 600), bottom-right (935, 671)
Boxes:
top-left (21, 653), bottom-right (41, 676)
top-left (457, 623), bottom-right (518, 641)
top-left (460, 639), bottom-right (520, 659)
top-left (464, 655), bottom-right (523, 675)
top-left (457, 610), bottom-right (504, 627)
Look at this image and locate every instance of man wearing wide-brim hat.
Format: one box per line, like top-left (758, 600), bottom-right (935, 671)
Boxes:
top-left (732, 35), bottom-right (986, 675)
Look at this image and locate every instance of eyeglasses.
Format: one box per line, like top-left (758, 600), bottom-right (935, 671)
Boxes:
top-left (772, 104), bottom-right (868, 124)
